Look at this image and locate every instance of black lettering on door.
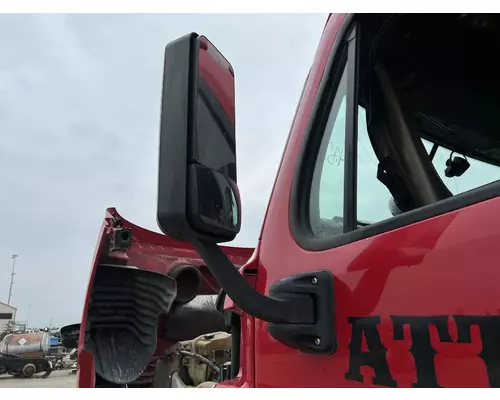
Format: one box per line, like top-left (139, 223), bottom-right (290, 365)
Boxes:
top-left (391, 315), bottom-right (452, 388)
top-left (345, 316), bottom-right (397, 387)
top-left (453, 315), bottom-right (500, 388)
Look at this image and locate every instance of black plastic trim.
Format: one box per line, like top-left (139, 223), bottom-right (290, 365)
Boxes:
top-left (225, 311), bottom-right (240, 379)
top-left (110, 228), bottom-right (132, 252)
top-left (267, 270), bottom-right (336, 355)
top-left (290, 14), bottom-right (500, 251)
top-left (157, 33), bottom-right (199, 242)
top-left (343, 24), bottom-right (359, 233)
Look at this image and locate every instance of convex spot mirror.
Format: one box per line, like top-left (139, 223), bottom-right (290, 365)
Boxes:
top-left (157, 33), bottom-right (240, 243)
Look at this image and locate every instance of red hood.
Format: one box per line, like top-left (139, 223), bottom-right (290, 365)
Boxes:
top-left (76, 207), bottom-right (254, 388)
top-left (97, 207), bottom-right (253, 292)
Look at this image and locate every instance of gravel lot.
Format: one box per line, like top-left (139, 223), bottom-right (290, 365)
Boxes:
top-left (0, 370), bottom-right (77, 388)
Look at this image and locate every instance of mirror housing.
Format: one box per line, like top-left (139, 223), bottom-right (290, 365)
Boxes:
top-left (60, 323), bottom-right (81, 349)
top-left (155, 33), bottom-right (336, 356)
top-left (157, 33), bottom-right (240, 244)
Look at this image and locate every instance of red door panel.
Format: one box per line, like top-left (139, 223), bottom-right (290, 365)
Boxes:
top-left (252, 13), bottom-right (500, 388)
top-left (255, 196), bottom-right (500, 388)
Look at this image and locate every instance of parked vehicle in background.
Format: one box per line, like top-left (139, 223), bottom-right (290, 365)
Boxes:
top-left (0, 331), bottom-right (53, 378)
top-left (0, 352), bottom-right (52, 378)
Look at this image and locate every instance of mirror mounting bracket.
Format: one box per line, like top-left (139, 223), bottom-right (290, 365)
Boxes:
top-left (268, 270), bottom-right (337, 354)
top-left (193, 239), bottom-right (336, 355)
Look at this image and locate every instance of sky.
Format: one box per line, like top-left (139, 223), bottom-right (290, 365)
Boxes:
top-left (0, 13), bottom-right (327, 328)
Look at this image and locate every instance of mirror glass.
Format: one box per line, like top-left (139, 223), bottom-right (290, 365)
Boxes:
top-left (188, 164), bottom-right (240, 233)
top-left (187, 36), bottom-right (240, 237)
top-left (191, 36), bottom-right (236, 182)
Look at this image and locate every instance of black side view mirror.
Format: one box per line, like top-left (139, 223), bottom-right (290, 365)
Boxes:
top-left (155, 33), bottom-right (335, 356)
top-left (157, 33), bottom-right (240, 244)
top-left (60, 323), bottom-right (81, 349)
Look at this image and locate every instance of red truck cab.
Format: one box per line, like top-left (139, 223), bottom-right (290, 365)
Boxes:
top-left (74, 14), bottom-right (500, 388)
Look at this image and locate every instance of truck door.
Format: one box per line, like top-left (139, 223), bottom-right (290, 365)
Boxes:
top-left (253, 14), bottom-right (500, 388)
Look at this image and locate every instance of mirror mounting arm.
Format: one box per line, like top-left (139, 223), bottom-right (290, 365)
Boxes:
top-left (193, 240), bottom-right (337, 354)
top-left (194, 239), bottom-right (313, 324)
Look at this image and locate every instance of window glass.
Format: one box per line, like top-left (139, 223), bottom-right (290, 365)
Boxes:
top-left (308, 57), bottom-right (500, 241)
top-left (357, 107), bottom-right (393, 224)
top-left (309, 67), bottom-right (347, 237)
top-left (422, 140), bottom-right (500, 195)
top-left (309, 66), bottom-right (393, 237)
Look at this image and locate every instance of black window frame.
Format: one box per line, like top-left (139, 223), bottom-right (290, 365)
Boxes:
top-left (0, 313), bottom-right (13, 319)
top-left (290, 14), bottom-right (500, 252)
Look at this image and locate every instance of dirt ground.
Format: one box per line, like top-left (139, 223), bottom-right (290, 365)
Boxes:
top-left (0, 369), bottom-right (77, 388)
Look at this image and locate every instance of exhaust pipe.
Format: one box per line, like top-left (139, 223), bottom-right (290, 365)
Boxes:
top-left (168, 265), bottom-right (202, 305)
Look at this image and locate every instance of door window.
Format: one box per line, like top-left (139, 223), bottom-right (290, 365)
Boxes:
top-left (309, 66), bottom-right (347, 237)
top-left (356, 107), bottom-right (393, 224)
top-left (309, 70), bottom-right (393, 238)
top-left (297, 15), bottom-right (500, 253)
